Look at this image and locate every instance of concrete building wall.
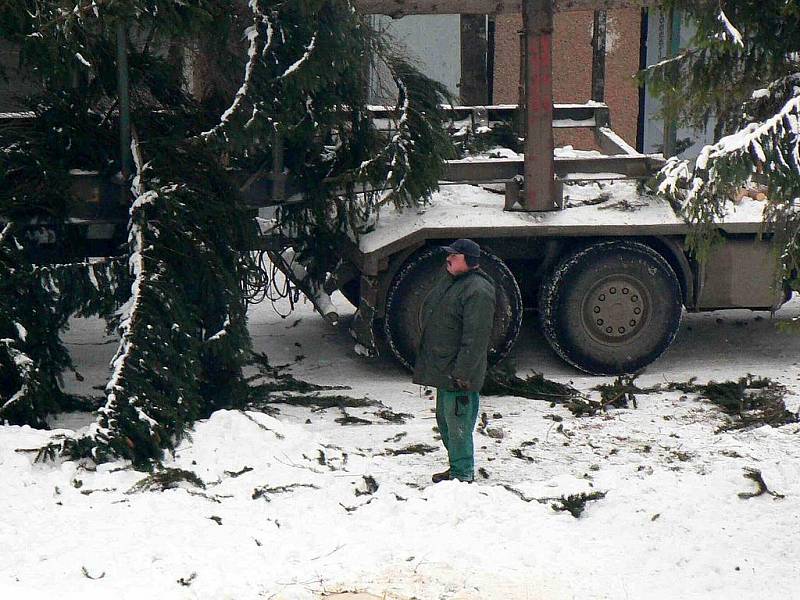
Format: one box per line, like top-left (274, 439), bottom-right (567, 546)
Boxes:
top-left (641, 8), bottom-right (714, 158)
top-left (369, 15), bottom-right (461, 104)
top-left (493, 9), bottom-right (643, 150)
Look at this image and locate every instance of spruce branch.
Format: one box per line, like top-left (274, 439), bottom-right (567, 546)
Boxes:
top-left (0, 222), bottom-right (12, 246)
top-left (656, 82), bottom-right (800, 260)
top-left (199, 16), bottom-right (266, 141)
top-left (0, 343), bottom-right (34, 417)
top-left (738, 467), bottom-right (785, 500)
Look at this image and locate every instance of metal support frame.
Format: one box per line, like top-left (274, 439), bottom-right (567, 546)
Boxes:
top-left (367, 102), bottom-right (608, 126)
top-left (354, 1), bottom-right (659, 17)
top-left (443, 153), bottom-right (664, 183)
top-left (591, 10), bottom-right (607, 102)
top-left (522, 0), bottom-right (557, 211)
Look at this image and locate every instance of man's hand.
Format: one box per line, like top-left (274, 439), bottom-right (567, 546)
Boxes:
top-left (450, 376), bottom-right (470, 391)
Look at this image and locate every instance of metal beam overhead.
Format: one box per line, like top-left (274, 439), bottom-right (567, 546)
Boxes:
top-left (442, 154), bottom-right (664, 182)
top-left (354, 0), bottom-right (659, 17)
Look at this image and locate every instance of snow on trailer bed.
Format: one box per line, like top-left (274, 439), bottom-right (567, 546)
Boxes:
top-left (359, 179), bottom-right (768, 263)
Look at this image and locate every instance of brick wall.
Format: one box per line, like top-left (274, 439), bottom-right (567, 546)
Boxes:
top-left (493, 9), bottom-right (643, 150)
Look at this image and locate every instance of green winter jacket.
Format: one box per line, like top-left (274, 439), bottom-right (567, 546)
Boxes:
top-left (412, 266), bottom-right (496, 392)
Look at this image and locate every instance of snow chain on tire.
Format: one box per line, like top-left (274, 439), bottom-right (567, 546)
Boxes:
top-left (384, 246), bottom-right (523, 371)
top-left (539, 240), bottom-right (683, 375)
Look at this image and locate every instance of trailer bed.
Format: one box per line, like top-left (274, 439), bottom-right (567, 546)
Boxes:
top-left (357, 180), bottom-right (767, 273)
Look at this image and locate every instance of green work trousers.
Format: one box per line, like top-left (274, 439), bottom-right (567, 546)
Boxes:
top-left (435, 388), bottom-right (480, 481)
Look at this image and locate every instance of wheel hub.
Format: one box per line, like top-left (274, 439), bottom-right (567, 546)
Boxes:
top-left (582, 277), bottom-right (650, 344)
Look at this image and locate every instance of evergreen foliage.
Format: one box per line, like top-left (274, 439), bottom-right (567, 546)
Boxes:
top-left (0, 221), bottom-right (125, 426)
top-left (0, 1), bottom-right (452, 464)
top-left (643, 1), bottom-right (800, 273)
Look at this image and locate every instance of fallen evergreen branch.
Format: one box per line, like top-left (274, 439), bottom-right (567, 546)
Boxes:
top-left (373, 408), bottom-right (414, 423)
top-left (510, 447), bottom-right (537, 463)
top-left (81, 566), bottom-right (105, 580)
top-left (593, 374), bottom-right (659, 410)
top-left (339, 497), bottom-right (375, 513)
top-left (247, 352), bottom-right (351, 396)
top-left (386, 443), bottom-right (438, 456)
top-left (335, 411), bottom-right (373, 426)
top-left (551, 491), bottom-right (607, 518)
top-left (500, 484), bottom-right (545, 504)
top-left (128, 468), bottom-right (206, 494)
top-left (252, 483), bottom-right (319, 501)
top-left (265, 394), bottom-right (373, 409)
top-left (224, 466), bottom-right (254, 478)
top-left (500, 485), bottom-right (607, 518)
top-left (667, 374), bottom-right (798, 432)
top-left (482, 363), bottom-right (583, 403)
top-left (738, 467), bottom-right (785, 500)
top-left (177, 573), bottom-right (197, 587)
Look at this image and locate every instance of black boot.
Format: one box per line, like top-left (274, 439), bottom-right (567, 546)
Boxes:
top-left (431, 469), bottom-right (451, 483)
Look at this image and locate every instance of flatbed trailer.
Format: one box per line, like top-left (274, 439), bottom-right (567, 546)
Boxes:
top-left (3, 1), bottom-right (785, 375)
top-left (326, 0), bottom-right (785, 375)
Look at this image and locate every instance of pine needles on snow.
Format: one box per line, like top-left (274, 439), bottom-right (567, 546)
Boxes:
top-left (667, 375), bottom-right (798, 432)
top-left (482, 363), bottom-right (582, 403)
top-left (551, 491), bottom-right (607, 518)
top-left (737, 467), bottom-right (785, 500)
top-left (128, 468), bottom-right (206, 493)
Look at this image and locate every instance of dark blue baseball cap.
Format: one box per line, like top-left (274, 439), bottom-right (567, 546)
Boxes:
top-left (441, 238), bottom-right (481, 258)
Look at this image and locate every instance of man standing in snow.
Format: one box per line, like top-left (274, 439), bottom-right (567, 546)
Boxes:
top-left (413, 239), bottom-right (496, 483)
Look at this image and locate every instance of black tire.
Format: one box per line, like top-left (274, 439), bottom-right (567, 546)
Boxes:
top-left (539, 240), bottom-right (682, 375)
top-left (384, 246), bottom-right (523, 371)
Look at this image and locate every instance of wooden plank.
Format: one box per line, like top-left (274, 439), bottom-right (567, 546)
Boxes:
top-left (353, 0), bottom-right (659, 17)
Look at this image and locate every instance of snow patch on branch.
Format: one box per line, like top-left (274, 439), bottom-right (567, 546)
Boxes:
top-left (93, 137), bottom-right (158, 447)
top-left (718, 10), bottom-right (744, 48)
top-left (0, 223), bottom-right (12, 247)
top-left (75, 52), bottom-right (91, 67)
top-left (659, 89), bottom-right (800, 208)
top-left (0, 342), bottom-right (34, 415)
top-left (376, 78), bottom-right (412, 208)
top-left (206, 315), bottom-right (232, 342)
top-left (200, 25), bottom-right (261, 140)
top-left (279, 33), bottom-right (317, 79)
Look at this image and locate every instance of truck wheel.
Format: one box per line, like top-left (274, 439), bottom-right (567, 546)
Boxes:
top-left (384, 246), bottom-right (523, 371)
top-left (539, 241), bottom-right (682, 375)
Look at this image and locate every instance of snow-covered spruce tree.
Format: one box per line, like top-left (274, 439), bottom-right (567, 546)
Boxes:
top-left (0, 1), bottom-right (451, 464)
top-left (0, 234), bottom-right (125, 427)
top-left (643, 1), bottom-right (800, 280)
top-left (0, 101), bottom-right (128, 427)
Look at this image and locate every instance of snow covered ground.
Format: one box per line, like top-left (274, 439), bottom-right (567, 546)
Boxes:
top-left (3, 293), bottom-right (800, 599)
